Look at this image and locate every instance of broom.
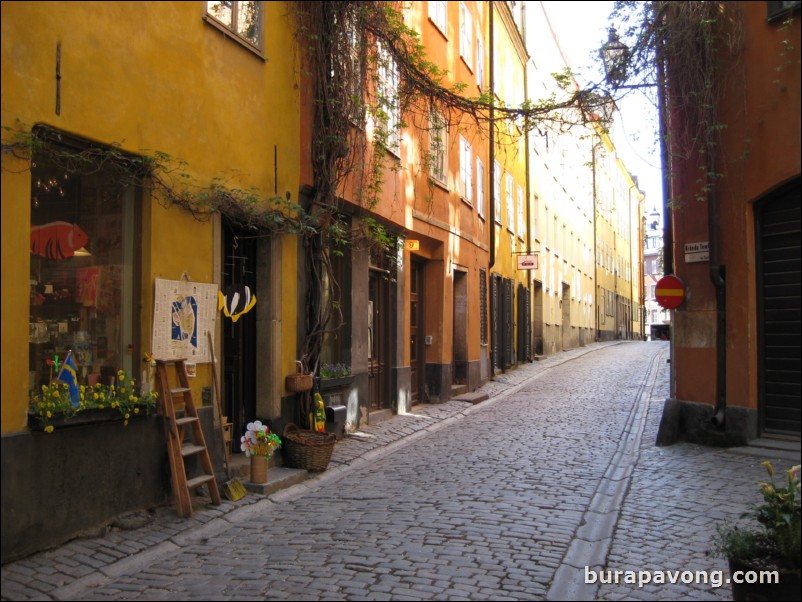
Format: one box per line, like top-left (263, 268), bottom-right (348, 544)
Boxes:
top-left (208, 332), bottom-right (247, 501)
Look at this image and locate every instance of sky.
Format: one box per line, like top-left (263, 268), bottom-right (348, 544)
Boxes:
top-left (538, 0), bottom-right (664, 216)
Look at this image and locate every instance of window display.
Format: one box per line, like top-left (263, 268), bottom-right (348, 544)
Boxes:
top-left (29, 139), bottom-right (138, 397)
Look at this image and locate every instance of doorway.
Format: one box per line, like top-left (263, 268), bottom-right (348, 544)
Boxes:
top-left (756, 178), bottom-right (801, 437)
top-left (368, 268), bottom-right (391, 411)
top-left (221, 218), bottom-right (257, 451)
top-left (453, 268), bottom-right (468, 385)
top-left (410, 259), bottom-right (425, 405)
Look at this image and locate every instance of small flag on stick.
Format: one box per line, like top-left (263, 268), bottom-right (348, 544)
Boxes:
top-left (57, 350), bottom-right (81, 407)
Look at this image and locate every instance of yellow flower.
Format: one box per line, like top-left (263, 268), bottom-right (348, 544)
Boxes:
top-left (46, 411), bottom-right (52, 418)
top-left (44, 425), bottom-right (54, 433)
top-left (123, 420), bottom-right (129, 426)
top-left (134, 407), bottom-right (140, 414)
top-left (53, 391), bottom-right (60, 399)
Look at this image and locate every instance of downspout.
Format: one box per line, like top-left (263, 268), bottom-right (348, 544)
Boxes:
top-left (524, 21), bottom-right (532, 361)
top-left (654, 5), bottom-right (675, 398)
top-left (592, 136), bottom-right (599, 342)
top-left (489, 0), bottom-right (495, 270)
top-left (657, 50), bottom-right (673, 276)
top-left (708, 145), bottom-right (727, 427)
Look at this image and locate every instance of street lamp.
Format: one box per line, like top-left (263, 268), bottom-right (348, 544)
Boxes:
top-left (600, 29), bottom-right (630, 88)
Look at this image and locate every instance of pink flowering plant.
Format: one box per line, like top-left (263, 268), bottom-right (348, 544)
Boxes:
top-left (711, 461), bottom-right (801, 570)
top-left (240, 421), bottom-right (282, 459)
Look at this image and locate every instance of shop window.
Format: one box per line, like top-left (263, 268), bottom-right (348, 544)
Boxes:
top-left (319, 242), bottom-right (352, 372)
top-left (29, 134), bottom-right (140, 398)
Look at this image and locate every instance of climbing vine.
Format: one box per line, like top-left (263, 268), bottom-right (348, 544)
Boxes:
top-left (291, 0), bottom-right (619, 373)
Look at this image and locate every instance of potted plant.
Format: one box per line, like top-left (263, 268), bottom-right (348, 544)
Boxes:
top-left (240, 420), bottom-right (281, 484)
top-left (318, 362), bottom-right (352, 390)
top-left (710, 461), bottom-right (800, 601)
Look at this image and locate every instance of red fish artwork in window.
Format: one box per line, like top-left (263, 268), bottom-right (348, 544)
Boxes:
top-left (30, 222), bottom-right (89, 260)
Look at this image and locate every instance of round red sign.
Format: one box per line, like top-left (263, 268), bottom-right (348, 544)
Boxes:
top-left (655, 275), bottom-right (685, 310)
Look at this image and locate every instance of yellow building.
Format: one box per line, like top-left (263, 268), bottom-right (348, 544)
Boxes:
top-left (488, 1), bottom-right (531, 371)
top-left (1, 1), bottom-right (302, 561)
top-left (526, 2), bottom-right (644, 353)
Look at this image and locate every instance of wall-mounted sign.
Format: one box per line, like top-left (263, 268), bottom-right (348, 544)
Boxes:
top-left (684, 241), bottom-right (709, 263)
top-left (405, 240), bottom-right (420, 251)
top-left (517, 253), bottom-right (538, 270)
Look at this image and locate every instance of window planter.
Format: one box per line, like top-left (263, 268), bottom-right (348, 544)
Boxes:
top-left (28, 407), bottom-right (152, 431)
top-left (319, 375), bottom-right (354, 391)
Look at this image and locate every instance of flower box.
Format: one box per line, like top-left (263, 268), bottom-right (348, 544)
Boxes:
top-left (319, 375), bottom-right (354, 391)
top-left (28, 408), bottom-right (148, 431)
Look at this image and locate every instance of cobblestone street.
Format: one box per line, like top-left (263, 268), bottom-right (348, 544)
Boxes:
top-left (2, 342), bottom-right (798, 601)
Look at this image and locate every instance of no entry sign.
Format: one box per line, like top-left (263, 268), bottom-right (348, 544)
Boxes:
top-left (655, 275), bottom-right (685, 310)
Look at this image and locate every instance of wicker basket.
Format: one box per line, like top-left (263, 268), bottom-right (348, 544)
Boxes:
top-left (285, 371), bottom-right (313, 392)
top-left (282, 423), bottom-right (336, 472)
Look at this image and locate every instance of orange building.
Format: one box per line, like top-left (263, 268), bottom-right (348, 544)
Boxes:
top-left (657, 1), bottom-right (801, 444)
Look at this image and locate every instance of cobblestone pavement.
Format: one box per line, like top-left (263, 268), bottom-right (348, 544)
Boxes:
top-left (2, 341), bottom-right (799, 601)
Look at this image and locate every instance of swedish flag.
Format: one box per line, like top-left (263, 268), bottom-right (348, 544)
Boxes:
top-left (58, 350), bottom-right (81, 407)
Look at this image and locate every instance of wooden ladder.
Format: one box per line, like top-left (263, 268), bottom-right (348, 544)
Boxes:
top-left (155, 358), bottom-right (221, 517)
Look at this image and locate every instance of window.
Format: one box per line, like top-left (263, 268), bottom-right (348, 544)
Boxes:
top-left (377, 43), bottom-right (401, 154)
top-left (767, 0), bottom-right (801, 21)
top-left (429, 0), bottom-right (447, 34)
top-left (29, 132), bottom-right (139, 399)
top-left (429, 111), bottom-right (448, 185)
top-left (517, 184), bottom-right (525, 240)
top-left (346, 18), bottom-right (365, 124)
top-left (459, 2), bottom-right (473, 70)
top-left (476, 34), bottom-right (485, 89)
top-left (476, 157), bottom-right (485, 218)
top-left (459, 135), bottom-right (473, 203)
top-left (205, 1), bottom-right (263, 52)
top-left (506, 173), bottom-right (514, 233)
top-left (494, 160), bottom-right (502, 224)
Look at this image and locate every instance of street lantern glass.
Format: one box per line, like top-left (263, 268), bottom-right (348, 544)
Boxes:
top-left (601, 29), bottom-right (629, 88)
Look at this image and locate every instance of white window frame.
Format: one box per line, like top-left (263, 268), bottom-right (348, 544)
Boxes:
top-left (430, 111), bottom-right (448, 185)
top-left (476, 157), bottom-right (485, 219)
top-left (377, 43), bottom-right (401, 155)
top-left (506, 172), bottom-right (514, 234)
top-left (204, 1), bottom-right (264, 55)
top-left (459, 135), bottom-right (473, 204)
top-left (494, 160), bottom-right (502, 225)
top-left (476, 34), bottom-right (485, 89)
top-left (517, 184), bottom-right (525, 241)
top-left (429, 0), bottom-right (447, 35)
top-left (459, 2), bottom-right (473, 71)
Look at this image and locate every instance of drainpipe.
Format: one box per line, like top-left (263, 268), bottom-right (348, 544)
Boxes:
top-left (654, 9), bottom-right (675, 399)
top-left (523, 23), bottom-right (533, 361)
top-left (489, 0), bottom-right (495, 270)
top-left (708, 149), bottom-right (727, 428)
top-left (588, 136), bottom-right (601, 343)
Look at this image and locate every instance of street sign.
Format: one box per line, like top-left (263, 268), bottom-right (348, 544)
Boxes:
top-left (655, 274), bottom-right (685, 309)
top-left (684, 241), bottom-right (709, 263)
top-left (516, 253), bottom-right (538, 270)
